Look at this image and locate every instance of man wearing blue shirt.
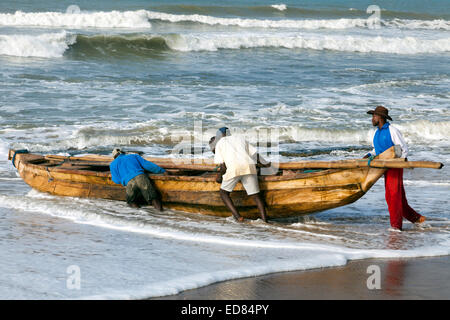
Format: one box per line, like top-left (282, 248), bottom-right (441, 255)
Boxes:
top-left (110, 148), bottom-right (166, 211)
top-left (364, 106), bottom-right (426, 231)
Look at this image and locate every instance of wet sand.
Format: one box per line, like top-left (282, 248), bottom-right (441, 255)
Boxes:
top-left (153, 256), bottom-right (450, 300)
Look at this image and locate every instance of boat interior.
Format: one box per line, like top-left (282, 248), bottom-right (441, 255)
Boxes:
top-left (25, 156), bottom-right (325, 177)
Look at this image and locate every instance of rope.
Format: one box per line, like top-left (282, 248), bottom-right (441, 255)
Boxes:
top-left (46, 166), bottom-right (54, 182)
top-left (11, 149), bottom-right (29, 168)
top-left (367, 155), bottom-right (375, 167)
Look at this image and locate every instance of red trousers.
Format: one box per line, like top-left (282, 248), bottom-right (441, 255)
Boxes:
top-left (384, 168), bottom-right (421, 230)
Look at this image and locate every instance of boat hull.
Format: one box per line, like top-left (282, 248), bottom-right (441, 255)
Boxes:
top-left (8, 149), bottom-right (394, 219)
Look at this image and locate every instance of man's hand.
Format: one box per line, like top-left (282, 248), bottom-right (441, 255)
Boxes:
top-left (215, 163), bottom-right (226, 183)
top-left (258, 161), bottom-right (272, 168)
top-left (256, 154), bottom-right (271, 167)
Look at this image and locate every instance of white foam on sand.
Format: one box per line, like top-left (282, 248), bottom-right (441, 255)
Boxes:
top-left (0, 192), bottom-right (448, 299)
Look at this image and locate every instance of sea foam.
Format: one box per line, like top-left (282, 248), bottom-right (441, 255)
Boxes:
top-left (146, 10), bottom-right (450, 30)
top-left (2, 31), bottom-right (449, 58)
top-left (0, 31), bottom-right (75, 58)
top-left (0, 10), bottom-right (152, 28)
top-left (0, 10), bottom-right (449, 30)
top-left (166, 33), bottom-right (450, 54)
top-left (0, 192), bottom-right (449, 300)
top-left (271, 4), bottom-right (287, 12)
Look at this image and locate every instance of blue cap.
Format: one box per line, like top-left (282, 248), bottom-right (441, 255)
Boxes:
top-left (218, 127), bottom-right (229, 136)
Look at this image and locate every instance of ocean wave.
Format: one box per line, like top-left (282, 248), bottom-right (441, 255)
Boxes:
top-left (147, 11), bottom-right (370, 29)
top-left (1, 10), bottom-right (449, 31)
top-left (147, 5), bottom-right (448, 21)
top-left (142, 33), bottom-right (449, 54)
top-left (7, 120), bottom-right (449, 155)
top-left (0, 31), bottom-right (75, 58)
top-left (4, 31), bottom-right (448, 58)
top-left (388, 18), bottom-right (450, 30)
top-left (67, 34), bottom-right (169, 58)
top-left (72, 33), bottom-right (450, 56)
top-left (147, 10), bottom-right (450, 31)
top-left (271, 4), bottom-right (287, 12)
top-left (0, 10), bottom-right (152, 28)
top-left (403, 180), bottom-right (450, 187)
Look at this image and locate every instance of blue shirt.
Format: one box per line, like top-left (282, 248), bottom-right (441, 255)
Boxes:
top-left (110, 154), bottom-right (165, 186)
top-left (373, 122), bottom-right (394, 156)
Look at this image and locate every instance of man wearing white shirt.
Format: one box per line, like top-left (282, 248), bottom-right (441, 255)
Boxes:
top-left (364, 106), bottom-right (426, 231)
top-left (211, 127), bottom-right (269, 222)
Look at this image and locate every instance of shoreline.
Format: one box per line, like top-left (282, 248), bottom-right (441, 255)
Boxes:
top-left (152, 255), bottom-right (450, 300)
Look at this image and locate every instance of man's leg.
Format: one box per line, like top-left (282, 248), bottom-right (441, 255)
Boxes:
top-left (126, 177), bottom-right (141, 208)
top-left (384, 169), bottom-right (403, 230)
top-left (250, 193), bottom-right (267, 222)
top-left (220, 177), bottom-right (244, 221)
top-left (242, 174), bottom-right (267, 222)
top-left (152, 198), bottom-right (163, 212)
top-left (219, 189), bottom-right (243, 221)
top-left (136, 174), bottom-right (163, 212)
top-left (397, 170), bottom-right (422, 223)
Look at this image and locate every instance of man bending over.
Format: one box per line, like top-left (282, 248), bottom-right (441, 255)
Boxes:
top-left (110, 148), bottom-right (166, 211)
top-left (210, 127), bottom-right (269, 222)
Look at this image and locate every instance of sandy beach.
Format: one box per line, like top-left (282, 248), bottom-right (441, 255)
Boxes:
top-left (154, 256), bottom-right (450, 300)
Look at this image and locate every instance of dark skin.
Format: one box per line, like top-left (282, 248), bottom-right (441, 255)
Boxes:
top-left (363, 114), bottom-right (408, 161)
top-left (129, 198), bottom-right (163, 211)
top-left (363, 114), bottom-right (386, 159)
top-left (151, 171), bottom-right (170, 211)
top-left (212, 138), bottom-right (270, 223)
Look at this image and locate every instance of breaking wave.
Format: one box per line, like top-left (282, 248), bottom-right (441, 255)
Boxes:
top-left (147, 11), bottom-right (450, 31)
top-left (0, 31), bottom-right (75, 58)
top-left (0, 10), bottom-right (449, 30)
top-left (2, 31), bottom-right (449, 58)
top-left (157, 33), bottom-right (450, 54)
top-left (0, 10), bottom-right (152, 28)
top-left (8, 120), bottom-right (450, 154)
top-left (149, 5), bottom-right (450, 21)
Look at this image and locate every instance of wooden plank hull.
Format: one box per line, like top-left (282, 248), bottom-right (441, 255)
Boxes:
top-left (8, 148), bottom-right (396, 219)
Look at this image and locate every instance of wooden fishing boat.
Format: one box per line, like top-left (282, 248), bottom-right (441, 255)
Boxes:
top-left (7, 147), bottom-right (443, 219)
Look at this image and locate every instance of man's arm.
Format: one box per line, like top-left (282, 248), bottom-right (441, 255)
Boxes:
top-left (389, 126), bottom-right (409, 158)
top-left (216, 163), bottom-right (226, 183)
top-left (110, 163), bottom-right (121, 185)
top-left (137, 156), bottom-right (166, 174)
top-left (256, 153), bottom-right (271, 167)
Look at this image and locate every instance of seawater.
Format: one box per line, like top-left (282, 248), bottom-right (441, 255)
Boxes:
top-left (0, 0), bottom-right (449, 299)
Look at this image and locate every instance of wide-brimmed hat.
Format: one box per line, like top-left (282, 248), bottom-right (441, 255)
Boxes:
top-left (367, 106), bottom-right (393, 121)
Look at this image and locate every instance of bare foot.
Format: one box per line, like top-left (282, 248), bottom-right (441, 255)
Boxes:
top-left (416, 216), bottom-right (426, 224)
top-left (153, 199), bottom-right (163, 212)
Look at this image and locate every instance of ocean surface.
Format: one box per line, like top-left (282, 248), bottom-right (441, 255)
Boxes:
top-left (0, 0), bottom-right (449, 299)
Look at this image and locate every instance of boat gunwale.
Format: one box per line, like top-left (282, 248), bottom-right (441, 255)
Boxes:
top-left (15, 152), bottom-right (349, 183)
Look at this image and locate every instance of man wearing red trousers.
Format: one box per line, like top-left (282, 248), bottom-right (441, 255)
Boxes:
top-left (364, 106), bottom-right (426, 231)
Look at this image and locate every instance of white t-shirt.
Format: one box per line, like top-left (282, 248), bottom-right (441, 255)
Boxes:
top-left (214, 135), bottom-right (257, 181)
